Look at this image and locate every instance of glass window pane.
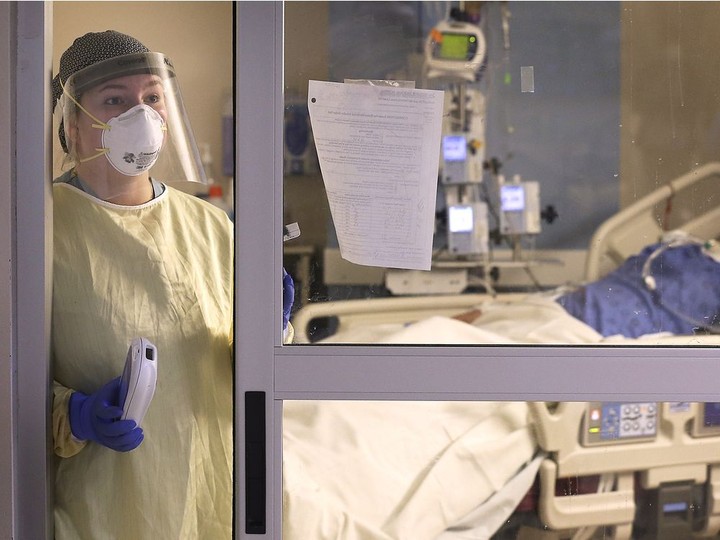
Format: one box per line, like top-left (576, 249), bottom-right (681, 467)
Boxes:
top-left (283, 399), bottom-right (720, 538)
top-left (283, 1), bottom-right (720, 346)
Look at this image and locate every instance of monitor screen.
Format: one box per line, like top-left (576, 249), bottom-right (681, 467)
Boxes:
top-left (704, 402), bottom-right (720, 427)
top-left (443, 135), bottom-right (467, 162)
top-left (501, 184), bottom-right (526, 211)
top-left (448, 205), bottom-right (474, 233)
top-left (439, 33), bottom-right (473, 60)
top-left (691, 402), bottom-right (720, 437)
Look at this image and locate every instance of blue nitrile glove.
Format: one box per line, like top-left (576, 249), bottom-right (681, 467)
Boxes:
top-left (282, 267), bottom-right (295, 330)
top-left (68, 376), bottom-right (144, 452)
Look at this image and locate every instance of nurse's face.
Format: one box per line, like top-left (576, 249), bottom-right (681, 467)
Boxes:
top-left (68, 73), bottom-right (168, 160)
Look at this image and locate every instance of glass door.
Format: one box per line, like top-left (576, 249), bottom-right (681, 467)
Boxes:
top-left (236, 2), bottom-right (720, 539)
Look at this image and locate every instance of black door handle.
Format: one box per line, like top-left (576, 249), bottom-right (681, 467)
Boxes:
top-left (245, 391), bottom-right (266, 534)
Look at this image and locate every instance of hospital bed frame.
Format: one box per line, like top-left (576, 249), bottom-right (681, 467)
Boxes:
top-left (288, 163), bottom-right (720, 537)
top-left (293, 292), bottom-right (522, 344)
top-left (585, 161), bottom-right (720, 281)
top-left (528, 402), bottom-right (720, 539)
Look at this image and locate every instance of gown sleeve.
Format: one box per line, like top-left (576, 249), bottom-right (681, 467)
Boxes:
top-left (53, 380), bottom-right (87, 458)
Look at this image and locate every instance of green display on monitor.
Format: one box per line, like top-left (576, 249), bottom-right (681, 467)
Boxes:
top-left (439, 33), bottom-right (474, 60)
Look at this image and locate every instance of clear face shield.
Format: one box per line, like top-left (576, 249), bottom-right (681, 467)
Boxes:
top-left (55, 51), bottom-right (206, 192)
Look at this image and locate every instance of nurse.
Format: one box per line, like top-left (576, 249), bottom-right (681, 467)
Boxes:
top-left (50, 30), bottom-right (292, 538)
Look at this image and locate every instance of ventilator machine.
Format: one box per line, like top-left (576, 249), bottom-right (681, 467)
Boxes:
top-left (387, 8), bottom-right (554, 296)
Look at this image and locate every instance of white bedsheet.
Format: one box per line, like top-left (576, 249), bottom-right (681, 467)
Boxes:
top-left (323, 295), bottom-right (604, 345)
top-left (283, 401), bottom-right (537, 540)
top-left (321, 295), bottom-right (720, 346)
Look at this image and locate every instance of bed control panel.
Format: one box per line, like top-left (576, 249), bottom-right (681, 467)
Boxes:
top-left (582, 401), bottom-right (658, 446)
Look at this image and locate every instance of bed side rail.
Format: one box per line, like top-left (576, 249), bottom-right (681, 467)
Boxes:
top-left (585, 162), bottom-right (720, 281)
top-left (291, 294), bottom-right (495, 343)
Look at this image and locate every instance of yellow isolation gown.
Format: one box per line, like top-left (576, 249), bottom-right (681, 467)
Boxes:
top-left (52, 180), bottom-right (234, 539)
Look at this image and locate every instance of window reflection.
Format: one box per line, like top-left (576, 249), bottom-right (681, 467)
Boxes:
top-left (283, 2), bottom-right (720, 346)
top-left (283, 400), bottom-right (720, 538)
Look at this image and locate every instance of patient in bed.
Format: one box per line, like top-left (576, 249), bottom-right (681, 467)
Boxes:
top-left (284, 237), bottom-right (720, 540)
top-left (446, 236), bottom-right (720, 340)
top-left (555, 238), bottom-right (720, 338)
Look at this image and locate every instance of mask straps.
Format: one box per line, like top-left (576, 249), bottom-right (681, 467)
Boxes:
top-left (60, 78), bottom-right (110, 163)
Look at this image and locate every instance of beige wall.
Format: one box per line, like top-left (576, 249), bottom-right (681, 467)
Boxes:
top-left (284, 2), bottom-right (331, 249)
top-left (52, 1), bottom-right (233, 187)
top-left (621, 2), bottom-right (720, 218)
top-left (284, 1), bottom-right (329, 96)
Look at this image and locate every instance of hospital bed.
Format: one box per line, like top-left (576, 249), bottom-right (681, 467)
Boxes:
top-left (293, 161), bottom-right (720, 344)
top-left (284, 163), bottom-right (720, 539)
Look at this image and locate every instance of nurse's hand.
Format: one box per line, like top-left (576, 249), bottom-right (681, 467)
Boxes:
top-left (69, 376), bottom-right (144, 452)
top-left (283, 268), bottom-right (295, 330)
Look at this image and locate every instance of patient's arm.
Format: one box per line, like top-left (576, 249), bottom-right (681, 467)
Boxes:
top-left (451, 309), bottom-right (483, 324)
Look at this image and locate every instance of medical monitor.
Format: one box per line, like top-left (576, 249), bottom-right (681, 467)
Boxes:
top-left (443, 135), bottom-right (467, 162)
top-left (424, 21), bottom-right (486, 82)
top-left (447, 202), bottom-right (489, 255)
top-left (500, 184), bottom-right (526, 212)
top-left (448, 205), bottom-right (474, 233)
top-left (499, 182), bottom-right (541, 234)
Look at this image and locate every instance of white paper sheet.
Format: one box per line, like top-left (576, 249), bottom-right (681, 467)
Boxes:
top-left (308, 80), bottom-right (444, 271)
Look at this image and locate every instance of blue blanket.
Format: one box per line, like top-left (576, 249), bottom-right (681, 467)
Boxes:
top-left (556, 243), bottom-right (720, 337)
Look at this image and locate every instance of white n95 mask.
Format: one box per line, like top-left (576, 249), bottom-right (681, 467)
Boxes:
top-left (101, 104), bottom-right (166, 176)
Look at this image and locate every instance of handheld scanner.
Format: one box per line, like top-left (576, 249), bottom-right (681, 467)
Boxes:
top-left (119, 337), bottom-right (158, 426)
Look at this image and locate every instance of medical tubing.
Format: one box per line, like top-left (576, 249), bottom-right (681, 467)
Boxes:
top-left (648, 287), bottom-right (720, 335)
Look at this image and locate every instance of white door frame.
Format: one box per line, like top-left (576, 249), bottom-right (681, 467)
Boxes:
top-left (3, 2), bottom-right (54, 539)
